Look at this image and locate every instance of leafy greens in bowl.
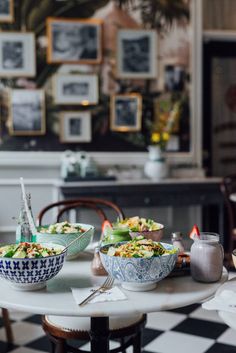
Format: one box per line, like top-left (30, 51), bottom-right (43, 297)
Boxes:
top-left (113, 216), bottom-right (164, 241)
top-left (100, 236), bottom-right (177, 291)
top-left (35, 221), bottom-right (94, 260)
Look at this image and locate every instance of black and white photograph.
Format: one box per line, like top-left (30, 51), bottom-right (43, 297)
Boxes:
top-left (117, 29), bottom-right (157, 79)
top-left (110, 94), bottom-right (142, 132)
top-left (9, 89), bottom-right (45, 136)
top-left (54, 74), bottom-right (99, 105)
top-left (47, 17), bottom-right (102, 64)
top-left (0, 0), bottom-right (14, 22)
top-left (60, 111), bottom-right (91, 143)
top-left (0, 32), bottom-right (35, 76)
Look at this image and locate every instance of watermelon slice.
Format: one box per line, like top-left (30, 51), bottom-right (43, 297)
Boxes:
top-left (189, 224), bottom-right (200, 240)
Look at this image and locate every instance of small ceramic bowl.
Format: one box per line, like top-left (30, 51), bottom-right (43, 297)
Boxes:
top-left (0, 243), bottom-right (66, 291)
top-left (34, 223), bottom-right (94, 260)
top-left (129, 223), bottom-right (164, 242)
top-left (99, 241), bottom-right (177, 291)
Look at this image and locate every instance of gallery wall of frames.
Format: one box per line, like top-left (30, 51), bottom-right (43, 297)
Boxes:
top-left (0, 0), bottom-right (191, 152)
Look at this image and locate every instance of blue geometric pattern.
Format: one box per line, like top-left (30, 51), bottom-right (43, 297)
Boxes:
top-left (0, 250), bottom-right (66, 285)
top-left (100, 242), bottom-right (177, 284)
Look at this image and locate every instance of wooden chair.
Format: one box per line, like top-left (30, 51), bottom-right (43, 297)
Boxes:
top-left (2, 308), bottom-right (13, 343)
top-left (220, 175), bottom-right (236, 263)
top-left (38, 198), bottom-right (146, 353)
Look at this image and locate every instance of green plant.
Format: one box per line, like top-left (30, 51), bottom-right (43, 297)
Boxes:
top-left (115, 0), bottom-right (189, 31)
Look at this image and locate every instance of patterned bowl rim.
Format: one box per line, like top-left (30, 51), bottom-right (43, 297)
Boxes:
top-left (100, 241), bottom-right (176, 260)
top-left (37, 223), bottom-right (95, 236)
top-left (0, 242), bottom-right (66, 261)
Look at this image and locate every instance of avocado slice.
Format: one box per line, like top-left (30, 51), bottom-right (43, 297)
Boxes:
top-left (12, 249), bottom-right (27, 258)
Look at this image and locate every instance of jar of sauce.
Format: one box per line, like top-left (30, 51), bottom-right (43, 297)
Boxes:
top-left (190, 232), bottom-right (224, 283)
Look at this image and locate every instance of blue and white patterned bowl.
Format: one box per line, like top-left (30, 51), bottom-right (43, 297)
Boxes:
top-left (34, 223), bottom-right (94, 260)
top-left (0, 243), bottom-right (66, 291)
top-left (100, 242), bottom-right (177, 291)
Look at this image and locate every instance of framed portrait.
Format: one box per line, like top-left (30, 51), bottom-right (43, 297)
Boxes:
top-left (117, 29), bottom-right (157, 79)
top-left (0, 32), bottom-right (35, 77)
top-left (60, 111), bottom-right (92, 143)
top-left (110, 93), bottom-right (142, 132)
top-left (8, 89), bottom-right (46, 136)
top-left (54, 74), bottom-right (99, 105)
top-left (47, 17), bottom-right (102, 64)
top-left (0, 0), bottom-right (14, 22)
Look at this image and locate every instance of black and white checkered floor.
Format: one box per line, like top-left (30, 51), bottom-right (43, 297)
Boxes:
top-left (1, 302), bottom-right (236, 353)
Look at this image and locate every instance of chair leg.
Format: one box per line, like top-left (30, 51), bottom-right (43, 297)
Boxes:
top-left (120, 337), bottom-right (126, 353)
top-left (2, 308), bottom-right (14, 344)
top-left (133, 331), bottom-right (142, 353)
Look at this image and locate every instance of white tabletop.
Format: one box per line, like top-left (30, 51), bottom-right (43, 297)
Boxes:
top-left (0, 252), bottom-right (228, 318)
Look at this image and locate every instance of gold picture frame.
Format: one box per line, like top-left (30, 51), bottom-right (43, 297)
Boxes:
top-left (60, 111), bottom-right (92, 143)
top-left (53, 74), bottom-right (99, 105)
top-left (8, 89), bottom-right (46, 136)
top-left (110, 93), bottom-right (142, 132)
top-left (0, 0), bottom-right (14, 23)
top-left (0, 32), bottom-right (35, 77)
top-left (47, 17), bottom-right (103, 64)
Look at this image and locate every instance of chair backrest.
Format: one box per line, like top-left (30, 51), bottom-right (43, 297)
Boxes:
top-left (37, 197), bottom-right (125, 227)
top-left (221, 175), bottom-right (236, 241)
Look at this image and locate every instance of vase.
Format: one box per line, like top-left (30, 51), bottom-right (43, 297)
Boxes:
top-left (144, 145), bottom-right (168, 180)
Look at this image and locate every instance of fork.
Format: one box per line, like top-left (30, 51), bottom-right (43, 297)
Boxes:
top-left (79, 276), bottom-right (114, 307)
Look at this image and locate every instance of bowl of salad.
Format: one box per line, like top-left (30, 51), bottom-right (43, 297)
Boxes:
top-left (35, 221), bottom-right (94, 260)
top-left (0, 242), bottom-right (66, 291)
top-left (99, 236), bottom-right (177, 291)
top-left (113, 216), bottom-right (164, 241)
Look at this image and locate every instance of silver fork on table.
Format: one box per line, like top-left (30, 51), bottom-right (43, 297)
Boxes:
top-left (79, 276), bottom-right (114, 307)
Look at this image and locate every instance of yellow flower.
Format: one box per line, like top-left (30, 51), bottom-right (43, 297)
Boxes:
top-left (151, 132), bottom-right (160, 143)
top-left (162, 132), bottom-right (170, 141)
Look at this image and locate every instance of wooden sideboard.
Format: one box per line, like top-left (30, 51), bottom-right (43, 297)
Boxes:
top-left (58, 177), bottom-right (225, 244)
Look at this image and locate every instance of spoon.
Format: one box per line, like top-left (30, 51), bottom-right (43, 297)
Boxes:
top-left (61, 227), bottom-right (93, 253)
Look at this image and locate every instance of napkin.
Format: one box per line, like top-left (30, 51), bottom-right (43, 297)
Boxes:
top-left (202, 290), bottom-right (236, 313)
top-left (71, 286), bottom-right (127, 304)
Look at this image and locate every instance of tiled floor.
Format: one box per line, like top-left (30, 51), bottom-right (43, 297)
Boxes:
top-left (1, 303), bottom-right (236, 353)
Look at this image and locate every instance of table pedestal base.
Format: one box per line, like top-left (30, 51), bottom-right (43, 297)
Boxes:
top-left (90, 317), bottom-right (110, 353)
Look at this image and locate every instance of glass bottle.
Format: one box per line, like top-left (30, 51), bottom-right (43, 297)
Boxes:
top-left (16, 193), bottom-right (34, 243)
top-left (91, 247), bottom-right (108, 276)
top-left (171, 231), bottom-right (185, 254)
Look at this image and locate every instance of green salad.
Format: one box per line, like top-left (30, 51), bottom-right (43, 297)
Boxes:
top-left (39, 221), bottom-right (85, 234)
top-left (113, 216), bottom-right (162, 232)
top-left (0, 242), bottom-right (62, 258)
top-left (104, 236), bottom-right (177, 258)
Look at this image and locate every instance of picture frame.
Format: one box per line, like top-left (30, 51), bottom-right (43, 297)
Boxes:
top-left (117, 29), bottom-right (157, 79)
top-left (47, 17), bottom-right (102, 64)
top-left (0, 32), bottom-right (35, 77)
top-left (8, 89), bottom-right (46, 136)
top-left (0, 0), bottom-right (14, 23)
top-left (110, 93), bottom-right (142, 132)
top-left (54, 74), bottom-right (99, 105)
top-left (60, 111), bottom-right (92, 143)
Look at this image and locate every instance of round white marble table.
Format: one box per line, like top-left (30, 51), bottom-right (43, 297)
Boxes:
top-left (216, 277), bottom-right (236, 330)
top-left (0, 252), bottom-right (228, 353)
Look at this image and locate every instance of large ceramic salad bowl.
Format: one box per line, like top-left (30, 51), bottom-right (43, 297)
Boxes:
top-left (34, 222), bottom-right (94, 260)
top-left (113, 216), bottom-right (164, 241)
top-left (0, 242), bottom-right (66, 290)
top-left (100, 237), bottom-right (177, 291)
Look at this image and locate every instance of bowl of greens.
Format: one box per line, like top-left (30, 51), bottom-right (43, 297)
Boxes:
top-left (99, 236), bottom-right (177, 291)
top-left (35, 221), bottom-right (94, 260)
top-left (0, 242), bottom-right (66, 290)
top-left (113, 216), bottom-right (164, 241)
